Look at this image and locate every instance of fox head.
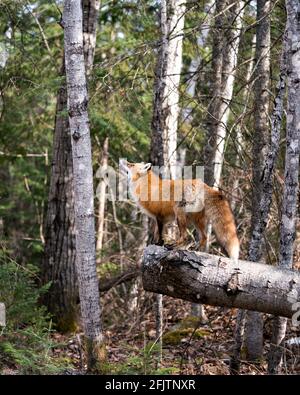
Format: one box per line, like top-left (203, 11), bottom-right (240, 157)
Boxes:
top-left (120, 160), bottom-right (152, 182)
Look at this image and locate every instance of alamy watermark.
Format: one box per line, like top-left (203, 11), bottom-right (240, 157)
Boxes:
top-left (95, 159), bottom-right (205, 212)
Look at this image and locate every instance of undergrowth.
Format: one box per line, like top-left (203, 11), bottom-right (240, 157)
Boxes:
top-left (0, 247), bottom-right (71, 374)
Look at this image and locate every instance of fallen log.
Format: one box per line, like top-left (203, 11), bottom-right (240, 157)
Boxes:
top-left (142, 245), bottom-right (300, 318)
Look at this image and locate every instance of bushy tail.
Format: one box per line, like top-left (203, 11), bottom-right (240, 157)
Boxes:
top-left (204, 188), bottom-right (239, 261)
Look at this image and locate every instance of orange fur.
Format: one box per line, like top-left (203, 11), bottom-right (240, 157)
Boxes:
top-left (123, 161), bottom-right (239, 260)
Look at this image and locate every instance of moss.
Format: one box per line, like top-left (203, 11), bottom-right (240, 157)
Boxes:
top-left (85, 337), bottom-right (108, 374)
top-left (174, 315), bottom-right (202, 329)
top-left (163, 328), bottom-right (210, 345)
top-left (56, 312), bottom-right (78, 333)
top-left (163, 316), bottom-right (211, 345)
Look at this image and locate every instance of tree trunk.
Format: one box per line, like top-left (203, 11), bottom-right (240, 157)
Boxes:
top-left (149, 0), bottom-right (186, 363)
top-left (268, 1), bottom-right (300, 373)
top-left (63, 0), bottom-right (104, 372)
top-left (202, 0), bottom-right (244, 289)
top-left (82, 0), bottom-right (101, 75)
top-left (142, 245), bottom-right (300, 318)
top-left (42, 58), bottom-right (77, 332)
top-left (232, 33), bottom-right (256, 212)
top-left (42, 0), bottom-right (100, 332)
top-left (204, 0), bottom-right (244, 187)
top-left (150, 0), bottom-right (186, 176)
top-left (96, 137), bottom-right (109, 263)
top-left (211, 1), bottom-right (245, 189)
top-left (232, 24), bottom-right (287, 372)
top-left (184, 0), bottom-right (215, 121)
top-left (245, 0), bottom-right (271, 362)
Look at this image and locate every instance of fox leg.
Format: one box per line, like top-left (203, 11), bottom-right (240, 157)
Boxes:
top-left (192, 211), bottom-right (207, 250)
top-left (148, 218), bottom-right (164, 245)
top-left (156, 218), bottom-right (164, 246)
top-left (150, 217), bottom-right (164, 245)
top-left (174, 206), bottom-right (189, 247)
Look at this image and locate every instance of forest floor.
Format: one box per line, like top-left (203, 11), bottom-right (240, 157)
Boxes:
top-left (42, 291), bottom-right (300, 375)
top-left (2, 249), bottom-right (300, 375)
top-left (2, 293), bottom-right (299, 375)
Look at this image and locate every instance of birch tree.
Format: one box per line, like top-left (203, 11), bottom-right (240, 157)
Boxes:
top-left (150, 0), bottom-right (186, 363)
top-left (150, 0), bottom-right (186, 177)
top-left (43, 0), bottom-right (100, 332)
top-left (63, 0), bottom-right (104, 371)
top-left (268, 0), bottom-right (300, 372)
top-left (245, 0), bottom-right (271, 362)
top-left (96, 137), bottom-right (109, 263)
top-left (204, 0), bottom-right (244, 188)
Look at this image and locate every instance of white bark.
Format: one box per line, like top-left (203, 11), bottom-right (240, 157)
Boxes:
top-left (63, 0), bottom-right (104, 371)
top-left (96, 137), bottom-right (109, 263)
top-left (163, 0), bottom-right (186, 177)
top-left (150, 0), bottom-right (186, 362)
top-left (150, 0), bottom-right (186, 177)
top-left (212, 1), bottom-right (245, 189)
top-left (142, 245), bottom-right (300, 318)
top-left (43, 0), bottom-right (100, 332)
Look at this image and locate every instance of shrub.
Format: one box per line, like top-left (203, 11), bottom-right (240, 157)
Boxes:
top-left (0, 248), bottom-right (70, 374)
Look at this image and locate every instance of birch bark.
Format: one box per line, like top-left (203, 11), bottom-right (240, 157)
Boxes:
top-left (150, 0), bottom-right (186, 364)
top-left (96, 137), bottom-right (109, 263)
top-left (63, 0), bottom-right (104, 371)
top-left (204, 0), bottom-right (244, 188)
top-left (43, 0), bottom-right (100, 332)
top-left (150, 0), bottom-right (186, 177)
top-left (142, 245), bottom-right (300, 318)
top-left (211, 1), bottom-right (245, 189)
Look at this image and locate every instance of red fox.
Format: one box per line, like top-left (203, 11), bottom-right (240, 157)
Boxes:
top-left (121, 160), bottom-right (239, 261)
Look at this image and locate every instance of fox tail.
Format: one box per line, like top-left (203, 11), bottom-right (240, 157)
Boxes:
top-left (204, 189), bottom-right (239, 261)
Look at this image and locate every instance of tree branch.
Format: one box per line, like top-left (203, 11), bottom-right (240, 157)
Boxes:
top-left (99, 268), bottom-right (140, 293)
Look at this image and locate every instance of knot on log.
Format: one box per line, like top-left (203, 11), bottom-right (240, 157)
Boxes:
top-left (224, 271), bottom-right (242, 296)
